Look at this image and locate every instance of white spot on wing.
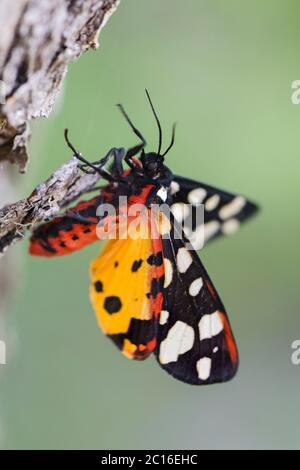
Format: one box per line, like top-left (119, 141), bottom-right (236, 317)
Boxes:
top-left (222, 218), bottom-right (240, 235)
top-left (196, 356), bottom-right (211, 380)
top-left (163, 258), bottom-right (173, 288)
top-left (198, 311), bottom-right (224, 341)
top-left (170, 181), bottom-right (180, 195)
top-left (159, 310), bottom-right (169, 325)
top-left (205, 194), bottom-right (220, 211)
top-left (188, 225), bottom-right (205, 250)
top-left (189, 277), bottom-right (203, 297)
top-left (219, 196), bottom-right (246, 220)
top-left (187, 188), bottom-right (207, 205)
top-left (204, 221), bottom-right (220, 241)
top-left (176, 247), bottom-right (193, 273)
top-left (157, 186), bottom-right (168, 202)
top-left (171, 203), bottom-right (190, 223)
top-left (159, 321), bottom-right (195, 364)
top-left (213, 346), bottom-right (219, 353)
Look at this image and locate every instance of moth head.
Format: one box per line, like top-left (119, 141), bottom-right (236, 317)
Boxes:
top-left (117, 89), bottom-right (176, 176)
top-left (141, 151), bottom-right (164, 177)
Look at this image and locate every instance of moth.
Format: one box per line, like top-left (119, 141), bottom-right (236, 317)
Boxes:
top-left (29, 91), bottom-right (258, 385)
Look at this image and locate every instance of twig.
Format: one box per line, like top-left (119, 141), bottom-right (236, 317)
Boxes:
top-left (0, 157), bottom-right (102, 254)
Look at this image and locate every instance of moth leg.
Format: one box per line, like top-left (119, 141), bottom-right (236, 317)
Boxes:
top-left (83, 147), bottom-right (125, 173)
top-left (124, 142), bottom-right (145, 170)
top-left (117, 103), bottom-right (146, 169)
top-left (89, 146), bottom-right (138, 180)
top-left (106, 147), bottom-right (126, 177)
top-left (64, 129), bottom-right (117, 182)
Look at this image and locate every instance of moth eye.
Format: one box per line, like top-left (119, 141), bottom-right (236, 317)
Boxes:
top-left (146, 162), bottom-right (157, 172)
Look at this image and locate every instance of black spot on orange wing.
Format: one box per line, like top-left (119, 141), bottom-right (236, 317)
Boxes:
top-left (89, 208), bottom-right (164, 362)
top-left (94, 281), bottom-right (103, 293)
top-left (131, 259), bottom-right (143, 272)
top-left (104, 296), bottom-right (122, 314)
top-left (150, 276), bottom-right (164, 298)
top-left (147, 251), bottom-right (163, 266)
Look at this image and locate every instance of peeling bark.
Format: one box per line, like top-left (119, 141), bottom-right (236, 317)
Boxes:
top-left (0, 0), bottom-right (120, 171)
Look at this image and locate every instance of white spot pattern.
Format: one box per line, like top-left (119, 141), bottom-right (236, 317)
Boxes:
top-left (170, 181), bottom-right (180, 195)
top-left (196, 357), bottom-right (211, 380)
top-left (159, 310), bottom-right (169, 325)
top-left (219, 196), bottom-right (246, 220)
top-left (188, 225), bottom-right (205, 250)
top-left (157, 186), bottom-right (168, 202)
top-left (163, 258), bottom-right (173, 288)
top-left (222, 218), bottom-right (240, 235)
top-left (176, 247), bottom-right (193, 273)
top-left (204, 221), bottom-right (220, 241)
top-left (159, 321), bottom-right (195, 364)
top-left (205, 194), bottom-right (220, 211)
top-left (198, 311), bottom-right (224, 341)
top-left (189, 277), bottom-right (203, 297)
top-left (187, 188), bottom-right (207, 205)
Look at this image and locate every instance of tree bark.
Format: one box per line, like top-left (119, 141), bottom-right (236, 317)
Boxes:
top-left (0, 0), bottom-right (120, 170)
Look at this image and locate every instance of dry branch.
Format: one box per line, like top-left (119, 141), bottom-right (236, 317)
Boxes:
top-left (0, 156), bottom-right (102, 254)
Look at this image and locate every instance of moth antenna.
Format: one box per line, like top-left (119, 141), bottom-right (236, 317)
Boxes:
top-left (64, 128), bottom-right (80, 156)
top-left (161, 123), bottom-right (176, 158)
top-left (116, 103), bottom-right (146, 144)
top-left (145, 89), bottom-right (163, 155)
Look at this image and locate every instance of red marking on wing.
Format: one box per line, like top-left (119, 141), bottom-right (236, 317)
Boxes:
top-left (29, 196), bottom-right (101, 257)
top-left (205, 279), bottom-right (218, 301)
top-left (219, 311), bottom-right (238, 366)
top-left (149, 214), bottom-right (164, 318)
top-left (204, 278), bottom-right (238, 366)
top-left (133, 337), bottom-right (157, 360)
top-left (29, 220), bottom-right (98, 257)
top-left (129, 185), bottom-right (154, 205)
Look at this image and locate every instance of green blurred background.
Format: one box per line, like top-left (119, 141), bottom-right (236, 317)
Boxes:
top-left (1, 0), bottom-right (300, 449)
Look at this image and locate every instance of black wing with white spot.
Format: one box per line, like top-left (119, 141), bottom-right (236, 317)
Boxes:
top-left (155, 213), bottom-right (238, 385)
top-left (169, 175), bottom-right (258, 248)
